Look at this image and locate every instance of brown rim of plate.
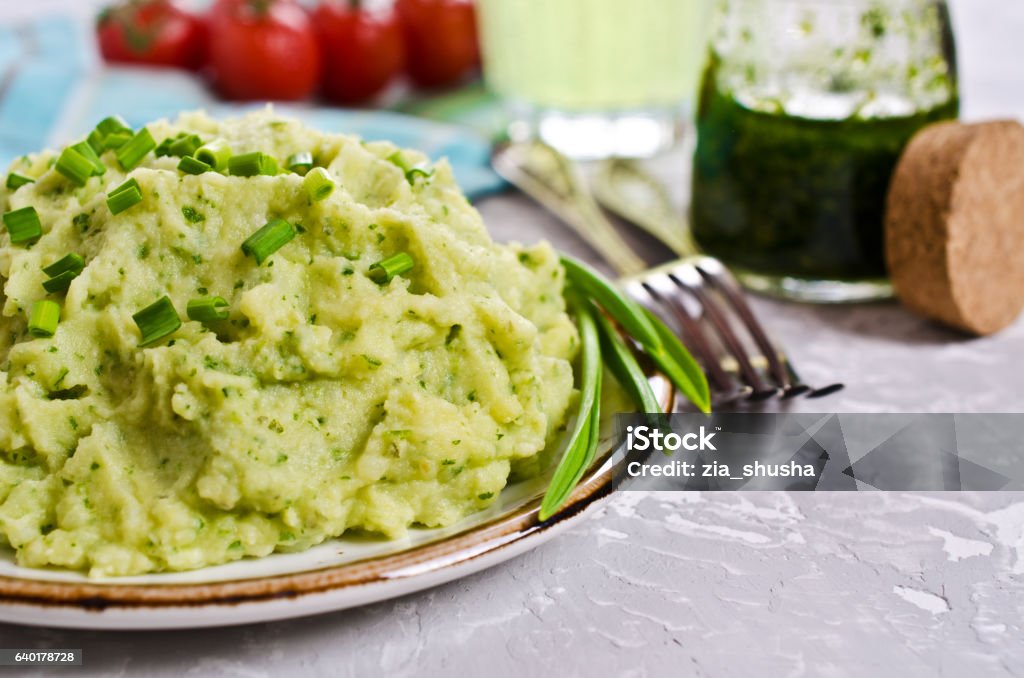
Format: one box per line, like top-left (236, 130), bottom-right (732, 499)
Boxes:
top-left (0, 376), bottom-right (673, 612)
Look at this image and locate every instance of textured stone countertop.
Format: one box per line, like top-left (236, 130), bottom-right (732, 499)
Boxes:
top-left (4, 0), bottom-right (1024, 675)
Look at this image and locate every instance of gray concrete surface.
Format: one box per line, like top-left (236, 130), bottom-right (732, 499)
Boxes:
top-left (3, 0), bottom-right (1024, 676)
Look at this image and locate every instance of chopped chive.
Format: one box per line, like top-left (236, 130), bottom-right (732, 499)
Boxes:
top-left (6, 172), bottom-right (34, 190)
top-left (187, 296), bottom-right (229, 322)
top-left (181, 206), bottom-right (205, 223)
top-left (228, 152), bottom-right (263, 176)
top-left (116, 127), bottom-right (156, 171)
top-left (28, 300), bottom-right (60, 337)
top-left (56, 146), bottom-right (96, 186)
top-left (368, 252), bottom-right (413, 284)
top-left (387, 151), bottom-right (434, 185)
top-left (406, 166), bottom-right (434, 183)
top-left (241, 218), bottom-right (296, 265)
top-left (108, 186), bottom-right (142, 214)
top-left (101, 131), bottom-right (133, 151)
top-left (229, 151), bottom-right (277, 177)
top-left (178, 156), bottom-right (211, 175)
top-left (132, 296), bottom-right (181, 347)
top-left (42, 253), bottom-right (85, 277)
top-left (71, 141), bottom-right (106, 176)
top-left (3, 206), bottom-right (42, 244)
top-left (155, 136), bottom-right (178, 158)
top-left (303, 167), bottom-right (335, 202)
top-left (42, 270), bottom-right (79, 294)
top-left (387, 151), bottom-right (409, 172)
top-left (109, 177), bottom-right (139, 197)
top-left (195, 140), bottom-right (231, 171)
top-left (86, 129), bottom-right (105, 153)
top-left (169, 134), bottom-right (203, 158)
top-left (107, 179), bottom-right (143, 215)
top-left (286, 151), bottom-right (313, 175)
top-left (71, 143), bottom-right (105, 176)
top-left (96, 115), bottom-right (132, 137)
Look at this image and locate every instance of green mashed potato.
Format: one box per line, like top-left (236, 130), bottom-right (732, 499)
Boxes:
top-left (0, 110), bottom-right (577, 576)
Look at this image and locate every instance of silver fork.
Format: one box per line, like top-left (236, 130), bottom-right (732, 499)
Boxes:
top-left (491, 140), bottom-right (843, 406)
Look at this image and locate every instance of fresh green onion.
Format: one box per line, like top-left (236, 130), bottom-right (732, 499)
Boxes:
top-left (93, 115), bottom-right (134, 152)
top-left (561, 256), bottom-right (662, 351)
top-left (241, 218), bottom-right (296, 265)
top-left (641, 307), bottom-right (711, 413)
top-left (42, 253), bottom-right (85, 278)
top-left (303, 167), bottom-right (335, 202)
top-left (540, 296), bottom-right (602, 520)
top-left (42, 270), bottom-right (79, 294)
top-left (406, 166), bottom-right (434, 182)
top-left (286, 151), bottom-right (314, 175)
top-left (178, 156), bottom-right (212, 175)
top-left (28, 300), bottom-right (60, 338)
top-left (132, 296), bottom-right (181, 347)
top-left (71, 141), bottom-right (106, 176)
top-left (155, 135), bottom-right (179, 158)
top-left (101, 131), bottom-right (133, 151)
top-left (195, 140), bottom-right (231, 171)
top-left (229, 152), bottom-right (262, 176)
top-left (107, 179), bottom-right (143, 215)
top-left (96, 115), bottom-right (132, 138)
top-left (86, 129), bottom-right (105, 154)
top-left (56, 146), bottom-right (96, 186)
top-left (116, 127), bottom-right (156, 171)
top-left (169, 134), bottom-right (203, 158)
top-left (229, 152), bottom-right (277, 177)
top-left (593, 308), bottom-right (661, 418)
top-left (6, 173), bottom-right (34, 190)
top-left (368, 252), bottom-right (413, 284)
top-left (3, 206), bottom-right (42, 244)
top-left (387, 151), bottom-right (434, 185)
top-left (561, 254), bottom-right (710, 413)
top-left (187, 296), bottom-right (229, 322)
top-left (109, 177), bottom-right (139, 197)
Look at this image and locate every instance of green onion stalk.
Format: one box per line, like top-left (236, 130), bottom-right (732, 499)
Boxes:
top-left (539, 256), bottom-right (711, 520)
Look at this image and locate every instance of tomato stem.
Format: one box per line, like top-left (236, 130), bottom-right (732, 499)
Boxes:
top-left (248, 0), bottom-right (272, 16)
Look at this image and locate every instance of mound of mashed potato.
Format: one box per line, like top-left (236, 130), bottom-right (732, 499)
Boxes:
top-left (0, 110), bottom-right (577, 576)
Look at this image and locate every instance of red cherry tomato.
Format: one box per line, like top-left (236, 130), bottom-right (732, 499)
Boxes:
top-left (395, 0), bottom-right (479, 89)
top-left (208, 0), bottom-right (320, 101)
top-left (313, 1), bottom-right (404, 105)
top-left (97, 0), bottom-right (207, 70)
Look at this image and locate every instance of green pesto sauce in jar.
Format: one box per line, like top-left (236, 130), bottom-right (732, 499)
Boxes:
top-left (690, 58), bottom-right (959, 281)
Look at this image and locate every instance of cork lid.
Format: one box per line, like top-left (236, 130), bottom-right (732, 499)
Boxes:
top-left (886, 120), bottom-right (1024, 336)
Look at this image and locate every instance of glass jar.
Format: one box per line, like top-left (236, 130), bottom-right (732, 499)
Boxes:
top-left (690, 0), bottom-right (959, 302)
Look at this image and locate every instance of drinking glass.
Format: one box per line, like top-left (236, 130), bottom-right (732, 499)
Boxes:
top-left (476, 0), bottom-right (713, 159)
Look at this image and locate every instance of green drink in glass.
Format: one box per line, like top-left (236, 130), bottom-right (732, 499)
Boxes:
top-left (477, 0), bottom-right (712, 159)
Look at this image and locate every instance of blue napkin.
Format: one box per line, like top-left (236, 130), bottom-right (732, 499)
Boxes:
top-left (0, 16), bottom-right (504, 199)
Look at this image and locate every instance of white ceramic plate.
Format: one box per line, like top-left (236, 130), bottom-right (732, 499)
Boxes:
top-left (0, 378), bottom-right (670, 630)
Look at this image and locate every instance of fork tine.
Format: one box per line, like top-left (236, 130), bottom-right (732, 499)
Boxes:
top-left (624, 277), bottom-right (738, 396)
top-left (693, 257), bottom-right (845, 399)
top-left (667, 265), bottom-right (779, 400)
top-left (692, 257), bottom-right (801, 395)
